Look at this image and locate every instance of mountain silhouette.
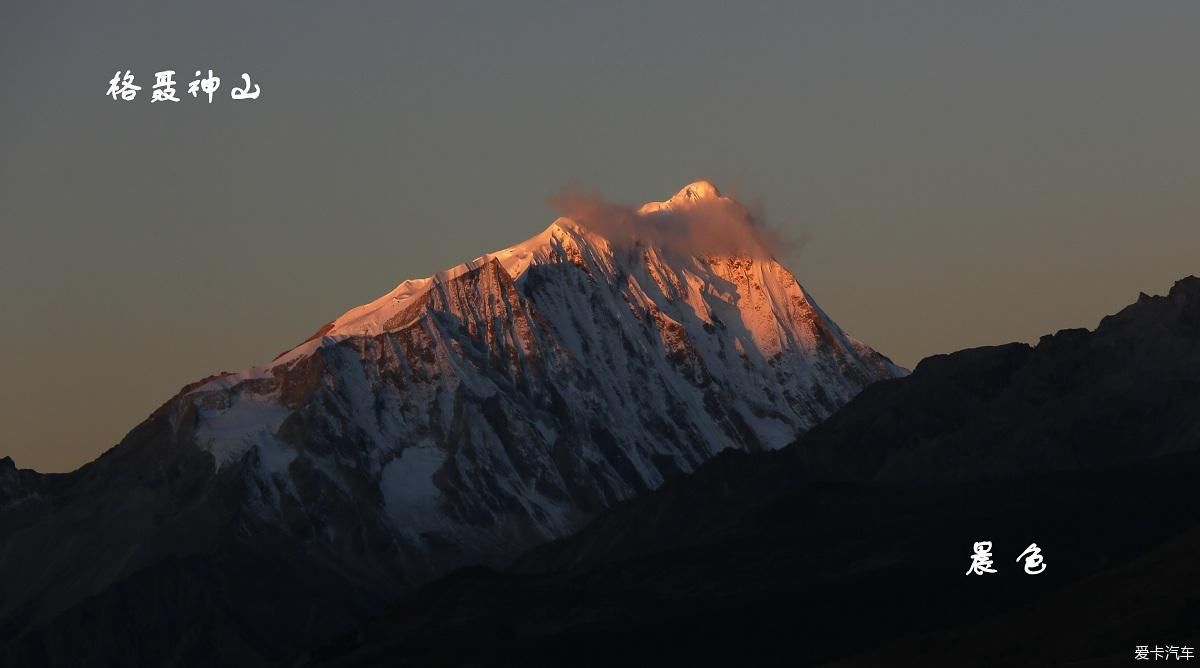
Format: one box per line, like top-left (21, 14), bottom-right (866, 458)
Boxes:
top-left (290, 276), bottom-right (1200, 667)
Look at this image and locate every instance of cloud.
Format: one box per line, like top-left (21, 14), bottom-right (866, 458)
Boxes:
top-left (547, 183), bottom-right (793, 260)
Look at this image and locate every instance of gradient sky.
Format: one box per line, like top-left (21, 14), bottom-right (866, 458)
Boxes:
top-left (3, 1), bottom-right (1199, 472)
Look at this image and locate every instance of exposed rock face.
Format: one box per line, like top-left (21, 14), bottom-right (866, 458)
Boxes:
top-left (0, 183), bottom-right (901, 667)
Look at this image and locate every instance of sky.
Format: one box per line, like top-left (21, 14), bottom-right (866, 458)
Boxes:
top-left (2, 1), bottom-right (1199, 472)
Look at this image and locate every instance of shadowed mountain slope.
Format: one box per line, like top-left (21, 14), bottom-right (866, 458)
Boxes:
top-left (292, 276), bottom-right (1200, 667)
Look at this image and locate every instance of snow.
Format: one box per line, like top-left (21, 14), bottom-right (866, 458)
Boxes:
top-left (171, 180), bottom-right (905, 575)
top-left (195, 392), bottom-right (292, 470)
top-left (637, 180), bottom-right (724, 214)
top-left (244, 219), bottom-right (589, 371)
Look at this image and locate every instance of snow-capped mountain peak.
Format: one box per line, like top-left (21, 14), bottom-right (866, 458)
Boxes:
top-left (638, 179), bottom-right (725, 214)
top-left (269, 182), bottom-right (762, 362)
top-left (176, 182), bottom-right (902, 584)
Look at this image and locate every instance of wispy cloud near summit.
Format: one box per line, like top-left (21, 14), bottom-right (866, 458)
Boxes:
top-left (548, 181), bottom-right (792, 260)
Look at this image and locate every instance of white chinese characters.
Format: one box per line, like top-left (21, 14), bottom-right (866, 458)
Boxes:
top-left (230, 73), bottom-right (261, 100)
top-left (105, 70), bottom-right (141, 101)
top-left (188, 69), bottom-right (221, 103)
top-left (965, 541), bottom-right (997, 576)
top-left (151, 71), bottom-right (179, 103)
top-left (1135, 645), bottom-right (1195, 661)
top-left (105, 69), bottom-right (261, 103)
top-left (1016, 542), bottom-right (1046, 575)
top-left (966, 541), bottom-right (1047, 575)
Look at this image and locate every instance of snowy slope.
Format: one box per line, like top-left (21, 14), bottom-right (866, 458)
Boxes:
top-left (167, 181), bottom-right (903, 581)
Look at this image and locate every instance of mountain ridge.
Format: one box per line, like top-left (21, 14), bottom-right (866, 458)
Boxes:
top-left (290, 275), bottom-right (1200, 667)
top-left (513, 274), bottom-right (1200, 572)
top-left (0, 182), bottom-right (901, 667)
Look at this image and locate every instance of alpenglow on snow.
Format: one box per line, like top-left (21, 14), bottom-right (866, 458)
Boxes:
top-left (163, 181), bottom-right (904, 582)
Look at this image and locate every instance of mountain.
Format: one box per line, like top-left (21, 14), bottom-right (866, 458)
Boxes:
top-left (0, 182), bottom-right (901, 667)
top-left (515, 275), bottom-right (1200, 571)
top-left (291, 276), bottom-right (1200, 667)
